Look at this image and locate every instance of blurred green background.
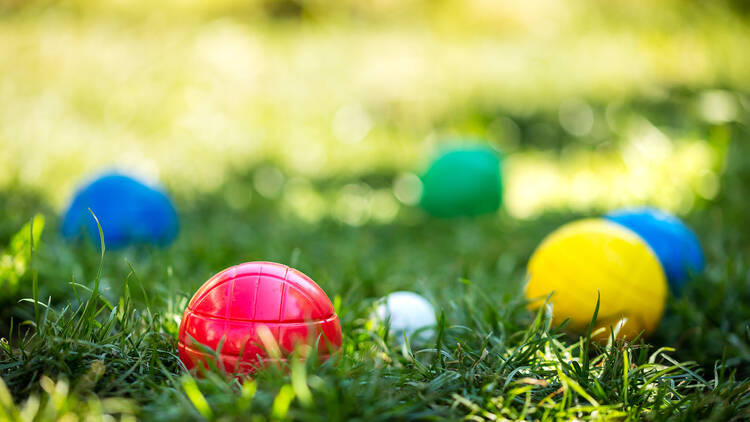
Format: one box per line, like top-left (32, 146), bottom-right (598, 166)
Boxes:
top-left (2, 1), bottom-right (750, 419)
top-left (1, 0), bottom-right (746, 219)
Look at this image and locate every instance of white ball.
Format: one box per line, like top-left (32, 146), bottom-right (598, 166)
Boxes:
top-left (376, 291), bottom-right (437, 343)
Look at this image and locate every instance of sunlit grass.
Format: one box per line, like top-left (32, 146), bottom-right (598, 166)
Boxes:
top-left (0, 1), bottom-right (748, 215)
top-left (1, 2), bottom-right (750, 420)
top-left (505, 138), bottom-right (722, 219)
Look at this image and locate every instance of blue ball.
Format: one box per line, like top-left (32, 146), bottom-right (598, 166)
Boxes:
top-left (605, 207), bottom-right (704, 291)
top-left (62, 173), bottom-right (179, 249)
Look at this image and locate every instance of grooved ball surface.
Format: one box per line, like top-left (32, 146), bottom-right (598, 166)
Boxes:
top-left (178, 261), bottom-right (342, 374)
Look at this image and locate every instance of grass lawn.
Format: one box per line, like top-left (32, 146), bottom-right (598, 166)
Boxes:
top-left (2, 1), bottom-right (750, 420)
top-left (1, 136), bottom-right (749, 420)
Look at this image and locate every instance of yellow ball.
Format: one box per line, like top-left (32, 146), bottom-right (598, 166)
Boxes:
top-left (524, 219), bottom-right (667, 339)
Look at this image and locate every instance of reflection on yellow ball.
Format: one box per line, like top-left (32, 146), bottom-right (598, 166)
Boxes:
top-left (525, 219), bottom-right (667, 339)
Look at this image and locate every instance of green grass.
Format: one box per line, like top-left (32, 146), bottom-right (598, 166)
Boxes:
top-left (1, 119), bottom-right (750, 420)
top-left (2, 2), bottom-right (750, 420)
top-left (1, 0), bottom-right (748, 209)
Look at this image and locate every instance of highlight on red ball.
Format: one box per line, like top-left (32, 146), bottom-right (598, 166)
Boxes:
top-left (178, 261), bottom-right (343, 375)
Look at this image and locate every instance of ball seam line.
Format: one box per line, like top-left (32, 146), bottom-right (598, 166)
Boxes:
top-left (179, 342), bottom-right (331, 364)
top-left (188, 262), bottom-right (290, 309)
top-left (252, 264), bottom-right (263, 320)
top-left (189, 271), bottom-right (289, 312)
top-left (184, 308), bottom-right (339, 324)
top-left (278, 266), bottom-right (289, 322)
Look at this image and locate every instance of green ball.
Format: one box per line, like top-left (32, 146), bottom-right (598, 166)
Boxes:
top-left (419, 145), bottom-right (503, 218)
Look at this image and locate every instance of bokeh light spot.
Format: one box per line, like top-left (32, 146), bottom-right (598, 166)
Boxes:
top-left (253, 166), bottom-right (285, 198)
top-left (223, 181), bottom-right (253, 210)
top-left (559, 99), bottom-right (594, 137)
top-left (393, 173), bottom-right (423, 206)
top-left (282, 178), bottom-right (326, 223)
top-left (333, 183), bottom-right (372, 226)
top-left (370, 189), bottom-right (400, 223)
top-left (698, 90), bottom-right (738, 124)
top-left (332, 103), bottom-right (373, 144)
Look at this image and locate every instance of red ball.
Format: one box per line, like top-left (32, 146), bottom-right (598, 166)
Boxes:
top-left (178, 261), bottom-right (342, 374)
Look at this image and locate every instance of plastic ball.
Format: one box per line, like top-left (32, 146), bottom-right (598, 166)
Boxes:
top-left (524, 219), bottom-right (667, 339)
top-left (605, 207), bottom-right (705, 291)
top-left (419, 145), bottom-right (502, 218)
top-left (179, 262), bottom-right (342, 374)
top-left (375, 291), bottom-right (437, 343)
top-left (61, 173), bottom-right (178, 249)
